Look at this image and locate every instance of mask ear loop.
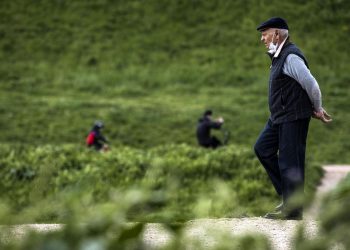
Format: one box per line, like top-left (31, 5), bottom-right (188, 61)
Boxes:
top-left (271, 32), bottom-right (277, 45)
top-left (268, 32), bottom-right (278, 54)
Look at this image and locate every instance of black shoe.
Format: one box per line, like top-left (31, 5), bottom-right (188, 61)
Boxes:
top-left (263, 210), bottom-right (302, 220)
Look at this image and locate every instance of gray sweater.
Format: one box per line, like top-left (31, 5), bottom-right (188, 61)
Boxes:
top-left (282, 54), bottom-right (322, 111)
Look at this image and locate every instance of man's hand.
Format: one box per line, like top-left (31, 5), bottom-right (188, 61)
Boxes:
top-left (312, 108), bottom-right (332, 123)
top-left (102, 144), bottom-right (110, 152)
top-left (216, 117), bottom-right (224, 123)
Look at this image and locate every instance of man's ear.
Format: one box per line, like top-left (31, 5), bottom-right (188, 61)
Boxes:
top-left (275, 30), bottom-right (280, 41)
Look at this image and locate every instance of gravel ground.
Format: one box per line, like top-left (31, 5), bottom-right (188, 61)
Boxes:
top-left (143, 218), bottom-right (318, 250)
top-left (3, 165), bottom-right (350, 250)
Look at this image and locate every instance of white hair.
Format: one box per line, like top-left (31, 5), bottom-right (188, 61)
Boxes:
top-left (278, 29), bottom-right (289, 39)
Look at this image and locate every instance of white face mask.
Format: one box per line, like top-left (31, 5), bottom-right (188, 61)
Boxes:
top-left (267, 33), bottom-right (278, 54)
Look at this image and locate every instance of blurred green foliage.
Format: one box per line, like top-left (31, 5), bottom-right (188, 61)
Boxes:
top-left (0, 143), bottom-right (278, 222)
top-left (0, 143), bottom-right (280, 248)
top-left (295, 173), bottom-right (350, 250)
top-left (0, 143), bottom-right (322, 249)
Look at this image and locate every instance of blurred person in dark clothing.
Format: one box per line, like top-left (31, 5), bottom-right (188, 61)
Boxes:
top-left (196, 110), bottom-right (224, 149)
top-left (86, 121), bottom-right (109, 151)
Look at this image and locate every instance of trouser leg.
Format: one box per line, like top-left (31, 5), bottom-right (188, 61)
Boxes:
top-left (210, 136), bottom-right (222, 149)
top-left (94, 142), bottom-right (103, 151)
top-left (254, 119), bottom-right (282, 195)
top-left (278, 118), bottom-right (310, 211)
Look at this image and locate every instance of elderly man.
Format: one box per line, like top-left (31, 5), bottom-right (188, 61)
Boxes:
top-left (254, 17), bottom-right (332, 219)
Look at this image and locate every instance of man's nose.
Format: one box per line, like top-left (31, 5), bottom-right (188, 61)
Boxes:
top-left (260, 36), bottom-right (264, 42)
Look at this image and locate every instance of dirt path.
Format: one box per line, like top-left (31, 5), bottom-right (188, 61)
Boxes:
top-left (143, 165), bottom-right (350, 250)
top-left (143, 218), bottom-right (318, 250)
top-left (2, 165), bottom-right (350, 250)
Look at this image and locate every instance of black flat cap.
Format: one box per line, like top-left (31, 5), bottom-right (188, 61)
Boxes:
top-left (256, 17), bottom-right (289, 31)
top-left (204, 110), bottom-right (213, 116)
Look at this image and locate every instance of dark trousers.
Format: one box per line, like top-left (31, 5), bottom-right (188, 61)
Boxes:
top-left (88, 142), bottom-right (103, 151)
top-left (254, 118), bottom-right (310, 207)
top-left (200, 136), bottom-right (222, 149)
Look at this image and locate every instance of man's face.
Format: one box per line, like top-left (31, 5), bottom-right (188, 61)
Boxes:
top-left (260, 28), bottom-right (277, 48)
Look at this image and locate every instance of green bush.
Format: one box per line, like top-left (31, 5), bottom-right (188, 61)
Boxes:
top-left (295, 173), bottom-right (350, 250)
top-left (0, 142), bottom-right (323, 249)
top-left (0, 144), bottom-right (261, 222)
top-left (0, 143), bottom-right (322, 223)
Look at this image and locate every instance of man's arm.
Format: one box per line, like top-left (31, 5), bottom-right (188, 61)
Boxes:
top-left (95, 132), bottom-right (108, 143)
top-left (209, 117), bottom-right (224, 129)
top-left (283, 54), bottom-right (332, 123)
top-left (283, 54), bottom-right (322, 111)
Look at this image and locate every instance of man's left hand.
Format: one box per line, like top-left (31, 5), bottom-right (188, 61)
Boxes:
top-left (312, 108), bottom-right (332, 123)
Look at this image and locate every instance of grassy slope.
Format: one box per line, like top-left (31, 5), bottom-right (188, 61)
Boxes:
top-left (0, 0), bottom-right (349, 163)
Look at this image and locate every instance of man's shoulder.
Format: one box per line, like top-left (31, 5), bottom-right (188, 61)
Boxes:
top-left (282, 43), bottom-right (303, 55)
top-left (285, 53), bottom-right (303, 63)
top-left (281, 43), bottom-right (308, 66)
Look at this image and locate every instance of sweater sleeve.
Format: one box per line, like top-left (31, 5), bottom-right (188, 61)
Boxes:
top-left (209, 121), bottom-right (222, 130)
top-left (283, 54), bottom-right (322, 111)
top-left (95, 132), bottom-right (108, 143)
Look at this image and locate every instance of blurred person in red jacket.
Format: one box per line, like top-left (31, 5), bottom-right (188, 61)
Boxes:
top-left (86, 121), bottom-right (109, 151)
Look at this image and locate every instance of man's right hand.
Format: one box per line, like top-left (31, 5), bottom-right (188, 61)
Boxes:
top-left (217, 117), bottom-right (224, 123)
top-left (312, 108), bottom-right (332, 123)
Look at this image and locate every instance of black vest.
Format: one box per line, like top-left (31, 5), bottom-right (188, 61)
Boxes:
top-left (268, 42), bottom-right (313, 124)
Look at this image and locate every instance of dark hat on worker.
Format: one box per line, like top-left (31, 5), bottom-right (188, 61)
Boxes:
top-left (256, 17), bottom-right (289, 31)
top-left (94, 120), bottom-right (104, 128)
top-left (204, 110), bottom-right (213, 116)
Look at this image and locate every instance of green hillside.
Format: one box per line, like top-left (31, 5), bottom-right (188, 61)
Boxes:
top-left (0, 0), bottom-right (349, 162)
